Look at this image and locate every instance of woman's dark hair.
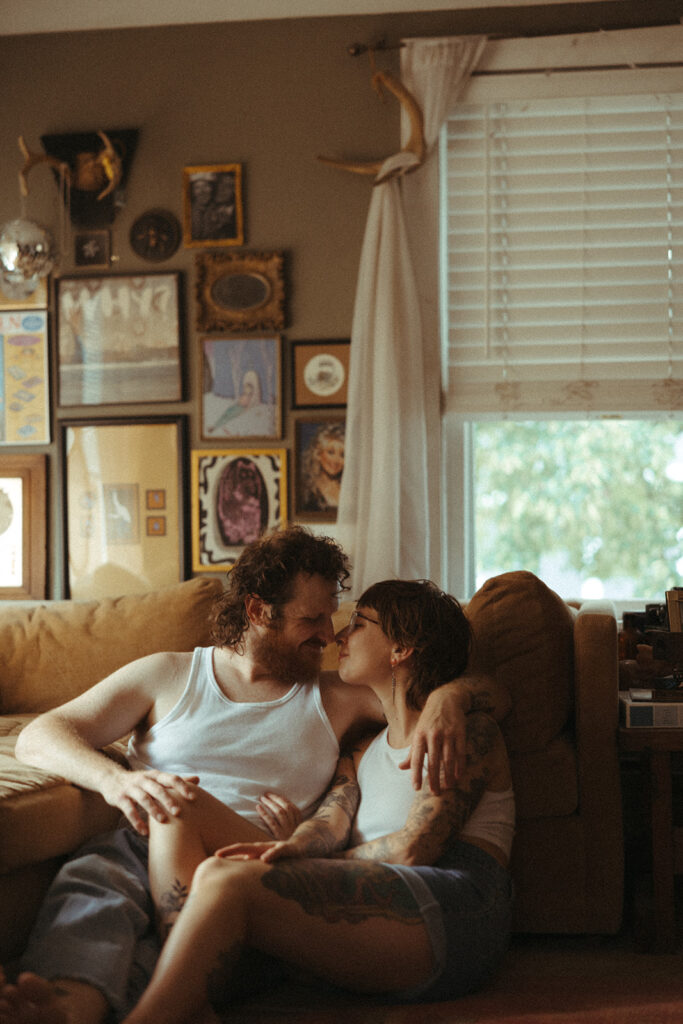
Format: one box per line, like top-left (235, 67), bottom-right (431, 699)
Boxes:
top-left (211, 525), bottom-right (350, 649)
top-left (358, 579), bottom-right (471, 711)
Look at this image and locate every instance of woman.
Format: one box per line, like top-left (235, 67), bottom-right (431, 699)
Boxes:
top-left (126, 579), bottom-right (514, 1023)
top-left (300, 421), bottom-right (345, 512)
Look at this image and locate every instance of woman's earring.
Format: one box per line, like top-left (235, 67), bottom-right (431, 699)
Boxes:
top-left (390, 658), bottom-right (397, 704)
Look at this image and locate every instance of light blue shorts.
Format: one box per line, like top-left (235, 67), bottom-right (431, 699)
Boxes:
top-left (386, 841), bottom-right (513, 1001)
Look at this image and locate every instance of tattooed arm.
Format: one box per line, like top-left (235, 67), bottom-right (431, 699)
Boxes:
top-left (216, 749), bottom-right (361, 863)
top-left (400, 672), bottom-right (512, 794)
top-left (347, 713), bottom-right (507, 867)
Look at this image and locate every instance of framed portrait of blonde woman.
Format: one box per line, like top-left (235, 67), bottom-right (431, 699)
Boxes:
top-left (294, 416), bottom-right (345, 521)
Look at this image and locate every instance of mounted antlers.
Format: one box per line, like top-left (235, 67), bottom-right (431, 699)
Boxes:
top-left (18, 136), bottom-right (69, 197)
top-left (318, 70), bottom-right (426, 185)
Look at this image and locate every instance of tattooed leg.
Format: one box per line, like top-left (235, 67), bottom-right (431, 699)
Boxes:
top-left (147, 786), bottom-right (268, 940)
top-left (122, 857), bottom-right (433, 1024)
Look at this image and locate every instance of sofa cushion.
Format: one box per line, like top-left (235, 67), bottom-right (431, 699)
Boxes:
top-left (466, 571), bottom-right (575, 755)
top-left (511, 731), bottom-right (578, 820)
top-left (0, 715), bottom-right (125, 872)
top-left (0, 576), bottom-right (224, 716)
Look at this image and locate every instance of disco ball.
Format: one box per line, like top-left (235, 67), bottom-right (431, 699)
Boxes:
top-left (0, 218), bottom-right (57, 282)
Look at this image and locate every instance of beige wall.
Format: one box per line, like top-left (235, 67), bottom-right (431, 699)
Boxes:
top-left (0, 1), bottom-right (679, 596)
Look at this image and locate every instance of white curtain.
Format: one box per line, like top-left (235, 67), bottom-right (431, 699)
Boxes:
top-left (337, 35), bottom-right (487, 595)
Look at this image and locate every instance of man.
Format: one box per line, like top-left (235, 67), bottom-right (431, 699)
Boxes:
top-left (3, 527), bottom-right (490, 1024)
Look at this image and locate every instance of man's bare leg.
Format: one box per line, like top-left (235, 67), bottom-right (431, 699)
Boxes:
top-left (0, 971), bottom-right (108, 1024)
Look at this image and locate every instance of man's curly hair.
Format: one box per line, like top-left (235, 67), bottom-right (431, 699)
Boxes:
top-left (210, 525), bottom-right (350, 650)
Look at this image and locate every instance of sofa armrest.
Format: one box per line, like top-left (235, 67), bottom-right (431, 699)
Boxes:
top-left (573, 608), bottom-right (623, 931)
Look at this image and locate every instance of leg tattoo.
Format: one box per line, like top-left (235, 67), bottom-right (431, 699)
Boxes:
top-left (157, 877), bottom-right (190, 939)
top-left (262, 861), bottom-right (422, 926)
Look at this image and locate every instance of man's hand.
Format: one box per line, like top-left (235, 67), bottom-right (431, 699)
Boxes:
top-left (400, 686), bottom-right (472, 794)
top-left (256, 792), bottom-right (302, 839)
top-left (100, 770), bottom-right (199, 835)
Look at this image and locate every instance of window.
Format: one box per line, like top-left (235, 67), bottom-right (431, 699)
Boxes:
top-left (442, 28), bottom-right (683, 604)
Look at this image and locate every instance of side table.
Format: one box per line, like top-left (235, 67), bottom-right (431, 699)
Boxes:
top-left (619, 726), bottom-right (683, 952)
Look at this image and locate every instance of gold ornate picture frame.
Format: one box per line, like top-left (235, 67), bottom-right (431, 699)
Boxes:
top-left (195, 251), bottom-right (285, 333)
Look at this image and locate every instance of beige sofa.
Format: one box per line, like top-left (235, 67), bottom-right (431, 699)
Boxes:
top-left (0, 570), bottom-right (623, 965)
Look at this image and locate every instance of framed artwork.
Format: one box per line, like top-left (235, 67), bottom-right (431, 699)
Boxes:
top-left (201, 336), bottom-right (281, 442)
top-left (0, 309), bottom-right (50, 444)
top-left (292, 339), bottom-right (349, 409)
top-left (195, 251), bottom-right (285, 333)
top-left (57, 272), bottom-right (183, 407)
top-left (0, 454), bottom-right (46, 599)
top-left (0, 277), bottom-right (47, 311)
top-left (294, 416), bottom-right (345, 521)
top-left (74, 230), bottom-right (110, 269)
top-left (192, 448), bottom-right (287, 572)
top-left (183, 164), bottom-right (244, 248)
top-left (62, 418), bottom-right (187, 599)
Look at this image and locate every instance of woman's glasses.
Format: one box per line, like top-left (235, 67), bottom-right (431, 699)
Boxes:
top-left (348, 610), bottom-right (380, 631)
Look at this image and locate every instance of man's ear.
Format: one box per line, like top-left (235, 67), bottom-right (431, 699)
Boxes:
top-left (245, 594), bottom-right (271, 627)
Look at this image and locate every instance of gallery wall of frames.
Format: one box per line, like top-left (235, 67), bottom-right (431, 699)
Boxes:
top-left (0, 3), bottom-right (662, 601)
top-left (0, 160), bottom-right (347, 600)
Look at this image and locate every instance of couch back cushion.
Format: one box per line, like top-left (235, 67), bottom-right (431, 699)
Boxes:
top-left (466, 571), bottom-right (575, 754)
top-left (0, 577), bottom-right (224, 715)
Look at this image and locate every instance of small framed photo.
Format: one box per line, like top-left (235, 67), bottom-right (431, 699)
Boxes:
top-left (201, 336), bottom-right (282, 442)
top-left (62, 418), bottom-right (188, 599)
top-left (292, 339), bottom-right (349, 409)
top-left (294, 416), bottom-right (345, 520)
top-left (74, 230), bottom-right (110, 269)
top-left (195, 250), bottom-right (285, 333)
top-left (192, 448), bottom-right (287, 572)
top-left (0, 309), bottom-right (50, 445)
top-left (183, 164), bottom-right (244, 248)
top-left (0, 454), bottom-right (46, 599)
top-left (57, 272), bottom-right (183, 407)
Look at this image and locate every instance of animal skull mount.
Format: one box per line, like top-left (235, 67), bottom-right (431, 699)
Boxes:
top-left (71, 131), bottom-right (123, 200)
top-left (318, 70), bottom-right (426, 185)
top-left (37, 128), bottom-right (139, 227)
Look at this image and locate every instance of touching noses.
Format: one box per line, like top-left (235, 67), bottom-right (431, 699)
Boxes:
top-left (318, 616), bottom-right (336, 645)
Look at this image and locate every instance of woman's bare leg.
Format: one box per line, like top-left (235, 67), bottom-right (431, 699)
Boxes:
top-left (147, 787), bottom-right (268, 937)
top-left (123, 857), bottom-right (434, 1024)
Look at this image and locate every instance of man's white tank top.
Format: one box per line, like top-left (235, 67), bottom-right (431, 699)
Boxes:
top-left (351, 728), bottom-right (515, 861)
top-left (127, 646), bottom-right (339, 826)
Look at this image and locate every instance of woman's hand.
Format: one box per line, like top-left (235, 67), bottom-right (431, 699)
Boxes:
top-left (256, 791), bottom-right (302, 839)
top-left (215, 839), bottom-right (303, 863)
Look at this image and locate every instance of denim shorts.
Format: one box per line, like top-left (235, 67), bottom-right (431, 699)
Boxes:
top-left (386, 840), bottom-right (513, 1002)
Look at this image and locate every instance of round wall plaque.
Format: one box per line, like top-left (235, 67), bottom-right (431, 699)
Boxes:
top-left (130, 209), bottom-right (181, 262)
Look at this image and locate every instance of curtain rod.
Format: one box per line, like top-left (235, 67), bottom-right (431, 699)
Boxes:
top-left (347, 38), bottom-right (404, 57)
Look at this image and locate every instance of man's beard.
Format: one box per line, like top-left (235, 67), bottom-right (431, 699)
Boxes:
top-left (252, 625), bottom-right (323, 686)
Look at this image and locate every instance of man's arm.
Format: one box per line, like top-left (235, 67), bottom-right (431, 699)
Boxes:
top-left (320, 669), bottom-right (511, 797)
top-left (15, 651), bottom-right (198, 834)
top-left (402, 672), bottom-right (512, 794)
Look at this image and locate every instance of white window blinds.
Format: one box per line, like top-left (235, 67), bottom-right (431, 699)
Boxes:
top-left (444, 88), bottom-right (683, 415)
